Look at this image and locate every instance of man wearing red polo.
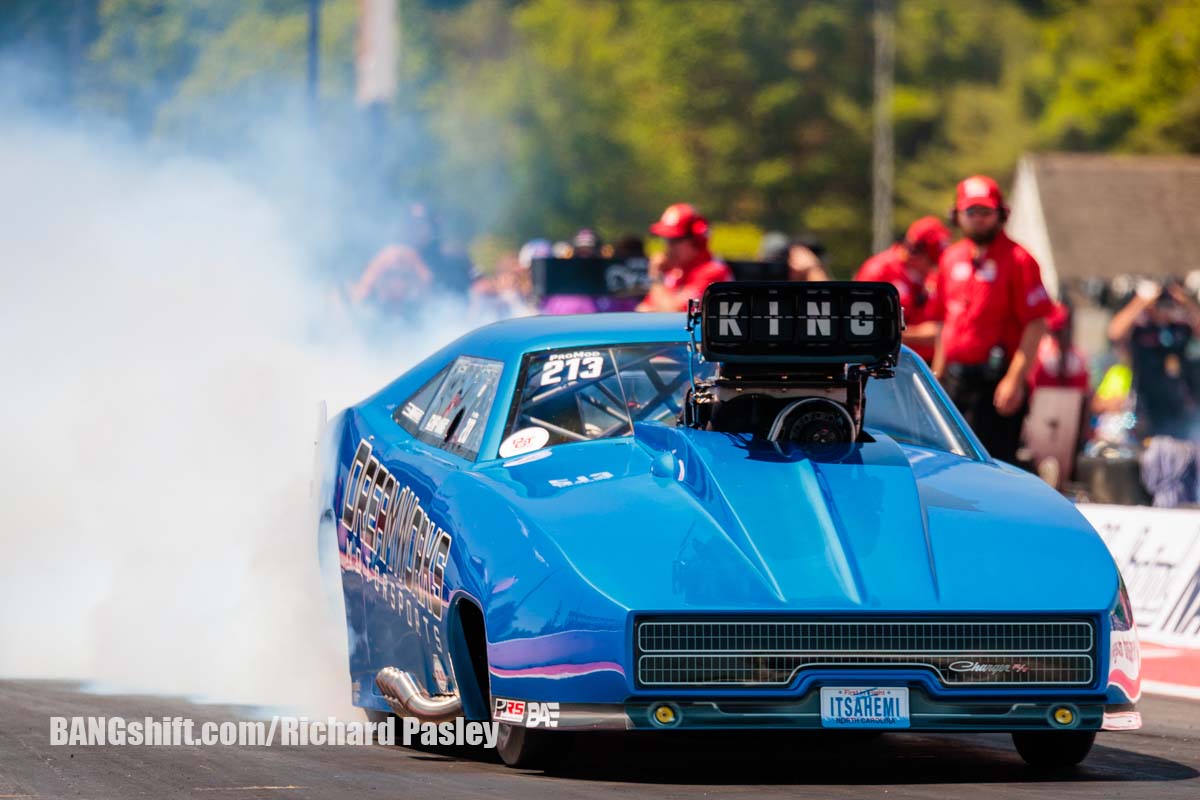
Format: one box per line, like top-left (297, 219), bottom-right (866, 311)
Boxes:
top-left (934, 175), bottom-right (1053, 463)
top-left (855, 216), bottom-right (950, 364)
top-left (637, 203), bottom-right (733, 312)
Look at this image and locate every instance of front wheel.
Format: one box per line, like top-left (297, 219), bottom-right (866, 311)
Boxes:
top-left (495, 722), bottom-right (572, 770)
top-left (1012, 731), bottom-right (1096, 768)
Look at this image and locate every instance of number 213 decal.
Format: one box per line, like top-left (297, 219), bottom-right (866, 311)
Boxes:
top-left (541, 356), bottom-right (604, 386)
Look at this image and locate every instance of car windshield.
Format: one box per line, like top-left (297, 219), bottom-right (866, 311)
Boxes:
top-left (506, 343), bottom-right (975, 457)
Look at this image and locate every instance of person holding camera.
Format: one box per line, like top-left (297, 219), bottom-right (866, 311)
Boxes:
top-left (933, 175), bottom-right (1053, 463)
top-left (1108, 279), bottom-right (1200, 439)
top-left (637, 203), bottom-right (732, 312)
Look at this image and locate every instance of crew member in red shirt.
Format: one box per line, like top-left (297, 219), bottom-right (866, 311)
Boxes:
top-left (637, 203), bottom-right (733, 312)
top-left (934, 175), bottom-right (1054, 463)
top-left (855, 216), bottom-right (950, 364)
top-left (1028, 302), bottom-right (1089, 392)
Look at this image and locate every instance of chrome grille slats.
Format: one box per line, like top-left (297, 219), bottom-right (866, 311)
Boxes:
top-left (634, 619), bottom-right (1096, 688)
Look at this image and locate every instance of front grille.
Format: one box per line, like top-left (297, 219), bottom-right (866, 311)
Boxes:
top-left (635, 619), bottom-right (1095, 688)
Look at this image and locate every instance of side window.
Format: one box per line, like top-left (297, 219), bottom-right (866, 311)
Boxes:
top-left (863, 353), bottom-right (973, 457)
top-left (412, 356), bottom-right (503, 460)
top-left (394, 364), bottom-right (451, 436)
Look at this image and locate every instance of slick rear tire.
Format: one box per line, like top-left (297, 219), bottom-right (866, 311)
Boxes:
top-left (495, 723), bottom-right (572, 770)
top-left (1011, 731), bottom-right (1096, 768)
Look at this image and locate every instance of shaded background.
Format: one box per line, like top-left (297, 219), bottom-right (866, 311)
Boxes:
top-left (8, 0), bottom-right (1200, 274)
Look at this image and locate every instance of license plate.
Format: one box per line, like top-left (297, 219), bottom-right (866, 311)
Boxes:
top-left (820, 686), bottom-right (910, 729)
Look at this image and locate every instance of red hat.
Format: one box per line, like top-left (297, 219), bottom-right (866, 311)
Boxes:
top-left (650, 203), bottom-right (709, 239)
top-left (904, 216), bottom-right (951, 261)
top-left (955, 175), bottom-right (1003, 211)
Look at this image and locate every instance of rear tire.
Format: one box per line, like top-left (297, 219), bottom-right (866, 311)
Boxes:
top-left (1012, 731), bottom-right (1096, 768)
top-left (495, 722), bottom-right (572, 770)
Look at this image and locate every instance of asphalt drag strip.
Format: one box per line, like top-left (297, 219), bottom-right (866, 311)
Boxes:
top-left (0, 680), bottom-right (1197, 799)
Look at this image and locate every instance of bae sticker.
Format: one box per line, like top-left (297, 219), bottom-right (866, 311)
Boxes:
top-left (526, 702), bottom-right (560, 728)
top-left (499, 426), bottom-right (550, 458)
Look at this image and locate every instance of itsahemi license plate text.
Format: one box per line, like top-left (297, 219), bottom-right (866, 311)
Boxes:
top-left (820, 687), bottom-right (910, 729)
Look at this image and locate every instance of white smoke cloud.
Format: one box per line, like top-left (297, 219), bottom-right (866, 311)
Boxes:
top-left (0, 105), bottom-right (473, 715)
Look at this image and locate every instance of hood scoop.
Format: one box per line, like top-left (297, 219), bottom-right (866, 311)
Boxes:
top-left (635, 423), bottom-right (940, 609)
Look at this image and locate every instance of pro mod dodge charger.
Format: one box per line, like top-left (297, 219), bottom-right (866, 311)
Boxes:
top-left (314, 282), bottom-right (1141, 769)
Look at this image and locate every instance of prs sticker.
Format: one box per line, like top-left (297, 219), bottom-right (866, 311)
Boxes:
top-left (493, 698), bottom-right (527, 724)
top-left (499, 426), bottom-right (550, 458)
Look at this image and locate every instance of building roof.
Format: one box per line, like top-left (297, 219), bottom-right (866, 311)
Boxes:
top-left (1027, 152), bottom-right (1200, 280)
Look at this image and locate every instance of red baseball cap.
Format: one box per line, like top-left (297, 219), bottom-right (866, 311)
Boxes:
top-left (955, 175), bottom-right (1003, 211)
top-left (650, 203), bottom-right (709, 239)
top-left (904, 216), bottom-right (950, 261)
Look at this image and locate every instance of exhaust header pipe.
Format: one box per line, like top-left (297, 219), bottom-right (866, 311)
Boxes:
top-left (375, 666), bottom-right (462, 723)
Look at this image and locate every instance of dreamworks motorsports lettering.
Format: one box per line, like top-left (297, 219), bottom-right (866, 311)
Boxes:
top-left (342, 439), bottom-right (452, 622)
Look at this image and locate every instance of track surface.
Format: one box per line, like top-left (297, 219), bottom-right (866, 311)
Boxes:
top-left (1, 681), bottom-right (1198, 799)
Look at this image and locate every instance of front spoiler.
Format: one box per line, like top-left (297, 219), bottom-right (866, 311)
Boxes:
top-left (503, 691), bottom-right (1140, 733)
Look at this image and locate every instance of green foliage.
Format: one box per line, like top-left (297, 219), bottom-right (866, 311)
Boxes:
top-left (6, 0), bottom-right (1200, 267)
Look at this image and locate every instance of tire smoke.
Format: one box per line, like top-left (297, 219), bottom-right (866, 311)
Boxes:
top-left (0, 105), bottom-right (472, 715)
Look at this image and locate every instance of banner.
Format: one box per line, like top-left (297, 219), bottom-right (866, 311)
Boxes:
top-left (1078, 503), bottom-right (1200, 647)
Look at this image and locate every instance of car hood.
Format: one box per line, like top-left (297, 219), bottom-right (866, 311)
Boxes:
top-left (473, 424), bottom-right (1117, 614)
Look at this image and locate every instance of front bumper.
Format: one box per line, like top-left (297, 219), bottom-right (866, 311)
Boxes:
top-left (500, 688), bottom-right (1140, 733)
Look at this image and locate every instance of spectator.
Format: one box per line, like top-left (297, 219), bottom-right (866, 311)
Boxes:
top-left (350, 203), bottom-right (471, 313)
top-left (934, 175), bottom-right (1054, 464)
top-left (538, 231), bottom-right (604, 315)
top-left (855, 216), bottom-right (950, 363)
top-left (1028, 302), bottom-right (1090, 392)
top-left (1087, 352), bottom-right (1137, 452)
top-left (612, 234), bottom-right (646, 261)
top-left (570, 228), bottom-right (603, 258)
top-left (349, 241), bottom-right (433, 313)
top-left (517, 238), bottom-right (553, 272)
top-left (403, 202), bottom-right (472, 296)
top-left (637, 204), bottom-right (733, 312)
top-left (1025, 302), bottom-right (1091, 486)
top-left (788, 234), bottom-right (830, 282)
top-left (1093, 359), bottom-right (1132, 415)
top-left (1108, 279), bottom-right (1200, 439)
top-left (598, 234), bottom-right (648, 313)
top-left (469, 250), bottom-right (535, 320)
top-left (757, 231), bottom-right (791, 265)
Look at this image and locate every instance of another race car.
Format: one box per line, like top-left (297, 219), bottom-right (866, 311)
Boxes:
top-left (314, 281), bottom-right (1141, 770)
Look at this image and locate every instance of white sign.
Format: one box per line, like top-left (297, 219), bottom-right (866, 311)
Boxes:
top-left (1079, 503), bottom-right (1200, 647)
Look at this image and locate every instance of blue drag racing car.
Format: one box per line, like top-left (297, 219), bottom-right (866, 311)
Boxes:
top-left (314, 282), bottom-right (1141, 770)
